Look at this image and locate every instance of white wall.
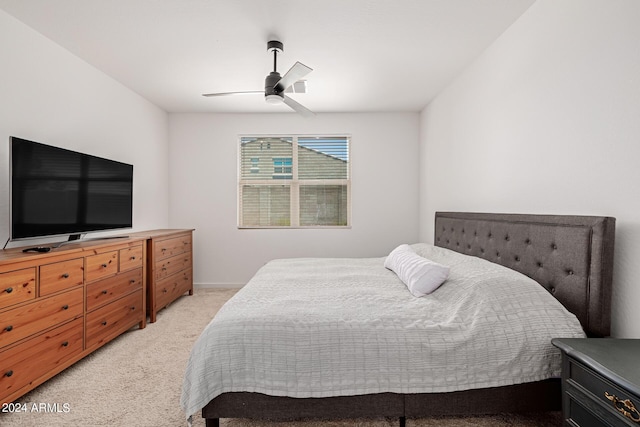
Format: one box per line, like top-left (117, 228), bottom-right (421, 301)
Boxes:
top-left (0, 10), bottom-right (170, 245)
top-left (419, 0), bottom-right (640, 338)
top-left (169, 113), bottom-right (420, 286)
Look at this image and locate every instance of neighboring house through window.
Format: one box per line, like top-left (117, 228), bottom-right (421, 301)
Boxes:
top-left (239, 135), bottom-right (350, 228)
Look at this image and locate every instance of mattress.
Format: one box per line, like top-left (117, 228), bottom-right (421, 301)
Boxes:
top-left (181, 244), bottom-right (585, 419)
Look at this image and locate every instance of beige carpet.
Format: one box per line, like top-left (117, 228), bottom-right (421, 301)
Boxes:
top-left (0, 289), bottom-right (562, 427)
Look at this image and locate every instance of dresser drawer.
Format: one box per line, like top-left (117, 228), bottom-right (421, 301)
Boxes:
top-left (155, 269), bottom-right (192, 311)
top-left (40, 258), bottom-right (84, 296)
top-left (119, 245), bottom-right (143, 272)
top-left (155, 252), bottom-right (191, 280)
top-left (570, 359), bottom-right (640, 424)
top-left (0, 287), bottom-right (83, 350)
top-left (0, 268), bottom-right (36, 310)
top-left (85, 251), bottom-right (119, 282)
top-left (0, 318), bottom-right (83, 400)
top-left (85, 290), bottom-right (143, 350)
top-left (86, 268), bottom-right (143, 312)
top-left (154, 234), bottom-right (191, 260)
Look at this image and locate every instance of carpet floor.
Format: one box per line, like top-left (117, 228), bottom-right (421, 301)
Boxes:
top-left (0, 288), bottom-right (562, 426)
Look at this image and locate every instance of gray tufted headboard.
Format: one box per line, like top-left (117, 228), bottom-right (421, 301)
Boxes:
top-left (434, 212), bottom-right (615, 337)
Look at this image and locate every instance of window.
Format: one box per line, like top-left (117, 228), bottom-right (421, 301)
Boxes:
top-left (250, 158), bottom-right (259, 173)
top-left (239, 136), bottom-right (350, 228)
top-left (272, 157), bottom-right (292, 179)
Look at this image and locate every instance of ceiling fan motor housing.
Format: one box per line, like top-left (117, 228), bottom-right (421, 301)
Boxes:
top-left (265, 71), bottom-right (283, 103)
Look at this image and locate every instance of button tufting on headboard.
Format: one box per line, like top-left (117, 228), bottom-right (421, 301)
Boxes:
top-left (434, 212), bottom-right (616, 337)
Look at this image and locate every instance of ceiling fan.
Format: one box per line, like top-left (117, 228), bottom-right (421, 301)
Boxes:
top-left (203, 40), bottom-right (315, 117)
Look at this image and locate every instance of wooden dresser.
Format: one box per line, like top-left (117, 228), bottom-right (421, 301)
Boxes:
top-left (0, 237), bottom-right (147, 404)
top-left (553, 338), bottom-right (640, 427)
top-left (128, 229), bottom-right (194, 323)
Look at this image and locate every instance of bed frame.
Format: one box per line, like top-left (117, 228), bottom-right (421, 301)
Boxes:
top-left (202, 212), bottom-right (616, 426)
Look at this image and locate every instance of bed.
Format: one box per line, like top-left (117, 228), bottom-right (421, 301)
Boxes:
top-left (182, 212), bottom-right (616, 427)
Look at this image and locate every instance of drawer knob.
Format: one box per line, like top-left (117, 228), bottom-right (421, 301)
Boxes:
top-left (5, 287), bottom-right (13, 294)
top-left (130, 306), bottom-right (136, 310)
top-left (101, 263), bottom-right (108, 268)
top-left (130, 256), bottom-right (136, 260)
top-left (101, 290), bottom-right (108, 295)
top-left (61, 341), bottom-right (69, 347)
top-left (4, 325), bottom-right (13, 332)
top-left (130, 279), bottom-right (136, 284)
top-left (101, 321), bottom-right (108, 326)
top-left (163, 289), bottom-right (168, 293)
top-left (62, 304), bottom-right (69, 310)
top-left (605, 391), bottom-right (640, 423)
top-left (61, 273), bottom-right (70, 279)
top-left (4, 370), bottom-right (13, 378)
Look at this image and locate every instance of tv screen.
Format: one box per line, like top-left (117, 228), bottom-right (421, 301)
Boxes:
top-left (10, 137), bottom-right (133, 241)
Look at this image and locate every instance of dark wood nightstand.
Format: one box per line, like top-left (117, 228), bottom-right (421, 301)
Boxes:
top-left (552, 338), bottom-right (640, 426)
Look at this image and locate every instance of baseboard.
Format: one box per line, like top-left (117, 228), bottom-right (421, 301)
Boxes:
top-left (194, 282), bottom-right (245, 289)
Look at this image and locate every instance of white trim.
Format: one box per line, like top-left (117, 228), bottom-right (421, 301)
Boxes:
top-left (238, 225), bottom-right (353, 230)
top-left (291, 136), bottom-right (300, 226)
top-left (195, 282), bottom-right (245, 289)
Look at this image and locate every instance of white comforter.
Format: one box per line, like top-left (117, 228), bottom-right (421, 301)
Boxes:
top-left (181, 244), bottom-right (584, 418)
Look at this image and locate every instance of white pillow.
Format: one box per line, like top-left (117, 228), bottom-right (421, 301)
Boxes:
top-left (384, 244), bottom-right (450, 297)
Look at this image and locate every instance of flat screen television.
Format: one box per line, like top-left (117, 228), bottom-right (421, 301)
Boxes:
top-left (10, 137), bottom-right (133, 241)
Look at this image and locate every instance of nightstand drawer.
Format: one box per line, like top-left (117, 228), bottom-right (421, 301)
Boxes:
top-left (568, 398), bottom-right (610, 427)
top-left (571, 360), bottom-right (640, 423)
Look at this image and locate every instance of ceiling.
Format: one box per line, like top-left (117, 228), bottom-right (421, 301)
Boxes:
top-left (0, 0), bottom-right (535, 114)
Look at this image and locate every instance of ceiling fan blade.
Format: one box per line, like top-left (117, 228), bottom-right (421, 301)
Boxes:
top-left (284, 80), bottom-right (307, 94)
top-left (274, 62), bottom-right (312, 93)
top-left (282, 95), bottom-right (315, 118)
top-left (202, 91), bottom-right (264, 97)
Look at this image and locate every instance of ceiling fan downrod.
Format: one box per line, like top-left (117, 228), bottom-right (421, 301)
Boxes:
top-left (265, 40), bottom-right (285, 103)
top-left (267, 40), bottom-right (284, 72)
